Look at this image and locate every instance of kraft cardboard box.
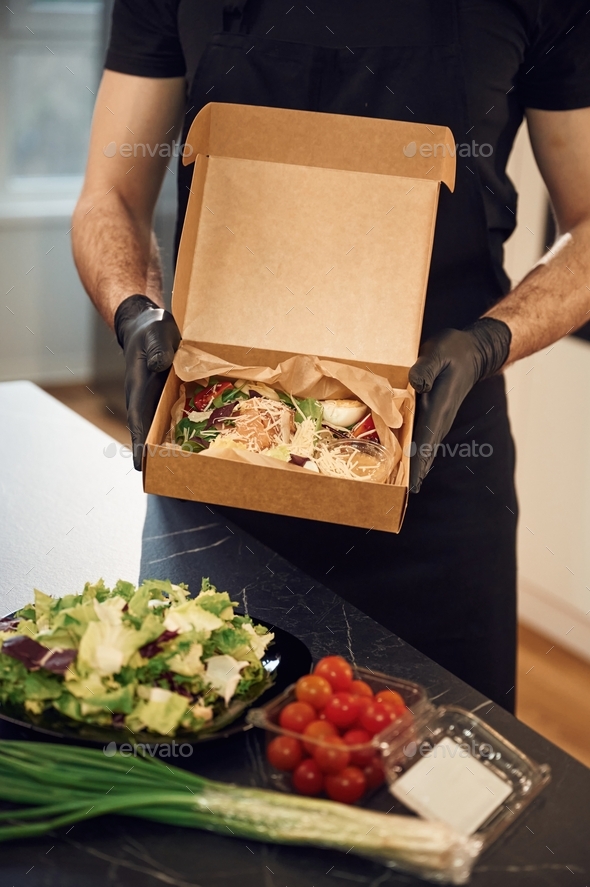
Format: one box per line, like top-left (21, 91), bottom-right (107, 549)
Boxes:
top-left (144, 103), bottom-right (455, 533)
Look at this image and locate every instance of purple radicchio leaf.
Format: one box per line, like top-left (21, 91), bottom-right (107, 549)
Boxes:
top-left (0, 619), bottom-right (20, 632)
top-left (2, 635), bottom-right (49, 670)
top-left (289, 454), bottom-right (310, 467)
top-left (41, 648), bottom-right (77, 675)
top-left (2, 635), bottom-right (76, 674)
top-left (206, 401), bottom-right (239, 429)
top-left (160, 672), bottom-right (193, 697)
top-left (139, 629), bottom-right (179, 659)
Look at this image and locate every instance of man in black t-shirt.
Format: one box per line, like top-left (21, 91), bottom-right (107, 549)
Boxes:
top-left (72, 1), bottom-right (590, 709)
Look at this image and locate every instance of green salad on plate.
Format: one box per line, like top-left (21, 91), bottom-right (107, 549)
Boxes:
top-left (0, 578), bottom-right (274, 737)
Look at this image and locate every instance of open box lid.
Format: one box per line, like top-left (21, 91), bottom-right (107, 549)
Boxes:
top-left (174, 103), bottom-right (455, 375)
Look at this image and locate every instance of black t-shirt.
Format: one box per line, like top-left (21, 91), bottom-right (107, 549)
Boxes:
top-left (105, 0), bottom-right (590, 291)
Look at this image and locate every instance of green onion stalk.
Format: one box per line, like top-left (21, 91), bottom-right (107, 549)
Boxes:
top-left (0, 741), bottom-right (479, 884)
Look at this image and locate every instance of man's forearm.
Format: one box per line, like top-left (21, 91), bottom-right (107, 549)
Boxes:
top-left (72, 190), bottom-right (164, 329)
top-left (485, 216), bottom-right (590, 364)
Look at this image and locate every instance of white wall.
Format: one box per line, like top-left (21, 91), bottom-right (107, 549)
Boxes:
top-left (0, 207), bottom-right (95, 384)
top-left (504, 125), bottom-right (590, 661)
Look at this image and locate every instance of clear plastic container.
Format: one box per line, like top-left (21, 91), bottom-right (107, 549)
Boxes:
top-left (381, 704), bottom-right (551, 852)
top-left (248, 671), bottom-right (551, 884)
top-left (247, 666), bottom-right (430, 799)
top-left (316, 440), bottom-right (394, 483)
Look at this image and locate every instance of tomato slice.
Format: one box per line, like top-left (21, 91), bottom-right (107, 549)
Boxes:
top-left (351, 413), bottom-right (380, 443)
top-left (192, 381), bottom-right (234, 412)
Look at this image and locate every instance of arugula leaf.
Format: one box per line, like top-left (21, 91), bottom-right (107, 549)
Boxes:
top-left (277, 392), bottom-right (323, 429)
top-left (295, 397), bottom-right (323, 430)
top-left (216, 386), bottom-right (248, 407)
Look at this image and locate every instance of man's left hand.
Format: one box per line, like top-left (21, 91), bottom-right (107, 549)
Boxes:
top-left (408, 318), bottom-right (512, 493)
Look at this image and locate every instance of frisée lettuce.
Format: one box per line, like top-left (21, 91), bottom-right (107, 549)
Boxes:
top-left (0, 578), bottom-right (274, 737)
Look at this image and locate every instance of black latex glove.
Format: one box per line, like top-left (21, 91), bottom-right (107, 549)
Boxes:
top-left (408, 317), bottom-right (512, 493)
top-left (114, 294), bottom-right (181, 470)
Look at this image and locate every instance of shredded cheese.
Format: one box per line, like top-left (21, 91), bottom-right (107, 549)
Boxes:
top-left (290, 417), bottom-right (317, 458)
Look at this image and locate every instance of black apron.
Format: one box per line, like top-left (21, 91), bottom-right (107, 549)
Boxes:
top-left (175, 0), bottom-right (518, 712)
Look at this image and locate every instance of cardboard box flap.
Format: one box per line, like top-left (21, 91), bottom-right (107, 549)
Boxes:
top-left (183, 103), bottom-right (455, 191)
top-left (174, 104), bottom-right (455, 371)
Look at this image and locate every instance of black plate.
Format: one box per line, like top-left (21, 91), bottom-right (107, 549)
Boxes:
top-left (0, 616), bottom-right (311, 748)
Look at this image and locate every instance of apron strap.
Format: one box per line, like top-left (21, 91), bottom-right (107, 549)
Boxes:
top-left (222, 0), bottom-right (250, 34)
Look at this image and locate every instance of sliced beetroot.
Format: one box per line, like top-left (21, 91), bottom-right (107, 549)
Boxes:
top-left (248, 389), bottom-right (263, 398)
top-left (289, 454), bottom-right (309, 467)
top-left (41, 648), bottom-right (77, 675)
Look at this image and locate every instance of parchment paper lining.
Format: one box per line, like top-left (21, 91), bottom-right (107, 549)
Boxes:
top-left (170, 344), bottom-right (413, 486)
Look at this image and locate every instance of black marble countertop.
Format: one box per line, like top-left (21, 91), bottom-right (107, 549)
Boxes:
top-left (1, 383), bottom-right (589, 887)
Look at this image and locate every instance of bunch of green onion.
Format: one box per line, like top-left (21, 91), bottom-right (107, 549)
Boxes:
top-left (0, 741), bottom-right (478, 884)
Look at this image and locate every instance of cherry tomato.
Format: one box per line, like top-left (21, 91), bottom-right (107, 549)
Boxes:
top-left (363, 756), bottom-right (386, 790)
top-left (312, 735), bottom-right (351, 774)
top-left (314, 656), bottom-right (353, 692)
top-left (295, 674), bottom-right (333, 711)
top-left (350, 679), bottom-right (373, 698)
top-left (279, 701), bottom-right (316, 734)
top-left (266, 736), bottom-right (303, 771)
top-left (292, 758), bottom-right (324, 796)
top-left (342, 728), bottom-right (375, 767)
top-left (302, 719), bottom-right (338, 754)
top-left (375, 689), bottom-right (406, 716)
top-left (325, 766), bottom-right (367, 804)
top-left (360, 701), bottom-right (397, 736)
top-left (351, 694), bottom-right (373, 726)
top-left (323, 692), bottom-right (360, 730)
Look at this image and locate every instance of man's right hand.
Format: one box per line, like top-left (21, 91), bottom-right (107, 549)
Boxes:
top-left (114, 295), bottom-right (181, 469)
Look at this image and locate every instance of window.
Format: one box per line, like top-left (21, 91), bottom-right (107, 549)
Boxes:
top-left (0, 0), bottom-right (104, 212)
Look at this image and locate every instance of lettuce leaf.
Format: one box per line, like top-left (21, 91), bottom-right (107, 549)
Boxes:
top-left (23, 671), bottom-right (63, 701)
top-left (195, 588), bottom-right (236, 619)
top-left (126, 688), bottom-right (189, 735)
top-left (33, 589), bottom-right (53, 630)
